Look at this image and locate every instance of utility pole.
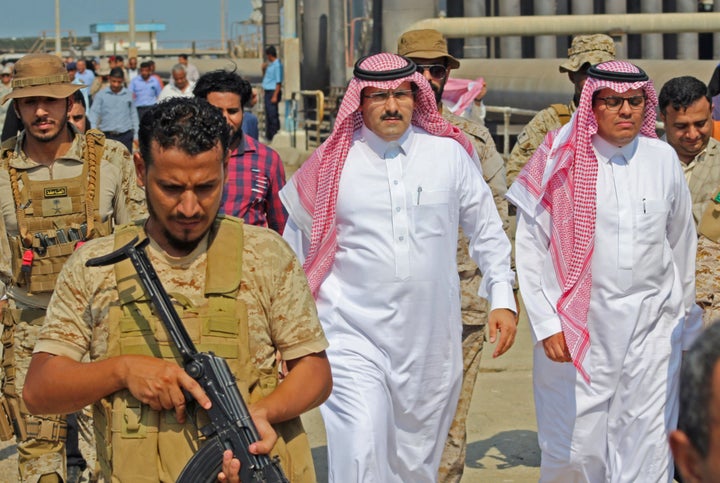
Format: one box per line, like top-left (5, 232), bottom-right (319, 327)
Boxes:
top-left (220, 0), bottom-right (226, 47)
top-left (55, 0), bottom-right (61, 57)
top-left (129, 0), bottom-right (136, 48)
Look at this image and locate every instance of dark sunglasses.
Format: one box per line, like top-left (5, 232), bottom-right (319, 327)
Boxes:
top-left (415, 64), bottom-right (447, 80)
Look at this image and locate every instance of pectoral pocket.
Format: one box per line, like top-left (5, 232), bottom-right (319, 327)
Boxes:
top-left (635, 199), bottom-right (670, 245)
top-left (413, 189), bottom-right (450, 238)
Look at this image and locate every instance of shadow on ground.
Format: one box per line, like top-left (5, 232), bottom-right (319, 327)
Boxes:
top-left (312, 445), bottom-right (328, 481)
top-left (466, 429), bottom-right (541, 469)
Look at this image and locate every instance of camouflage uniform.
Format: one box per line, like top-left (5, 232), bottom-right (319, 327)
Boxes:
top-left (33, 220), bottom-right (328, 482)
top-left (677, 141), bottom-right (720, 330)
top-left (696, 234), bottom-right (720, 327)
top-left (506, 102), bottom-right (575, 186)
top-left (697, 189), bottom-right (720, 327)
top-left (439, 106), bottom-right (511, 483)
top-left (678, 136), bottom-right (720, 227)
top-left (0, 128), bottom-right (145, 483)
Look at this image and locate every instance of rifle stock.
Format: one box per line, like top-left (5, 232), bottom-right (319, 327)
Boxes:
top-left (87, 235), bottom-right (289, 482)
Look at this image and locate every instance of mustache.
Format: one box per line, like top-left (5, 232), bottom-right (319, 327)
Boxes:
top-left (381, 111), bottom-right (403, 120)
top-left (171, 213), bottom-right (204, 223)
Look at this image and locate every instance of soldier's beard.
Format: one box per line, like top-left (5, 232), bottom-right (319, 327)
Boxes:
top-left (430, 80), bottom-right (446, 106)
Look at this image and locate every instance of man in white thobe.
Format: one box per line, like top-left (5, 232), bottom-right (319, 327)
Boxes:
top-left (508, 60), bottom-right (703, 482)
top-left (280, 53), bottom-right (517, 482)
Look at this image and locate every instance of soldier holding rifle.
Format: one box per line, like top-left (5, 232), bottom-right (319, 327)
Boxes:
top-left (23, 97), bottom-right (331, 482)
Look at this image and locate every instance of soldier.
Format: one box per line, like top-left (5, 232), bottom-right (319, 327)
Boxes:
top-left (506, 34), bottom-right (616, 186)
top-left (0, 53), bottom-right (146, 482)
top-left (696, 192), bottom-right (720, 327)
top-left (397, 28), bottom-right (515, 483)
top-left (658, 76), bottom-right (720, 226)
top-left (23, 97), bottom-right (332, 482)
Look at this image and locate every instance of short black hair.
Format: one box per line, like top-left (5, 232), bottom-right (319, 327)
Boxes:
top-left (193, 70), bottom-right (252, 108)
top-left (265, 45), bottom-right (277, 58)
top-left (138, 97), bottom-right (230, 167)
top-left (179, 54), bottom-right (189, 61)
top-left (678, 322), bottom-right (720, 458)
top-left (72, 90), bottom-right (86, 110)
top-left (109, 67), bottom-right (125, 79)
top-left (658, 76), bottom-right (711, 115)
top-left (115, 55), bottom-right (124, 62)
top-left (140, 61), bottom-right (152, 70)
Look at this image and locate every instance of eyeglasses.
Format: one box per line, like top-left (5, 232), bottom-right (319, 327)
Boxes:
top-left (415, 64), bottom-right (447, 80)
top-left (596, 95), bottom-right (646, 111)
top-left (363, 89), bottom-right (414, 103)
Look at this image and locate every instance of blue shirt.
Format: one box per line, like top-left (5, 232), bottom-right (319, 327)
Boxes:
top-left (88, 87), bottom-right (139, 137)
top-left (74, 69), bottom-right (95, 100)
top-left (262, 59), bottom-right (283, 91)
top-left (242, 111), bottom-right (259, 140)
top-left (129, 76), bottom-right (162, 107)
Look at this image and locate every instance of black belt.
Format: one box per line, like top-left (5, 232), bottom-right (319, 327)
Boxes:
top-left (104, 130), bottom-right (132, 137)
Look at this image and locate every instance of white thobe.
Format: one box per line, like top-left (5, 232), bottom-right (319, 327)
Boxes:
top-left (282, 125), bottom-right (516, 482)
top-left (509, 132), bottom-right (702, 483)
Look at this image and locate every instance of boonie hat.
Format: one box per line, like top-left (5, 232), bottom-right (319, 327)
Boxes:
top-left (397, 29), bottom-right (460, 69)
top-left (2, 53), bottom-right (83, 105)
top-left (559, 34), bottom-right (616, 73)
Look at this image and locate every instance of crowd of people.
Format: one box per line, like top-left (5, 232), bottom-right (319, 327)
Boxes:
top-left (0, 27), bottom-right (718, 483)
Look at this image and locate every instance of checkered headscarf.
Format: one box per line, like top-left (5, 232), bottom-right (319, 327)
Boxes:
top-left (284, 53), bottom-right (475, 297)
top-left (510, 60), bottom-right (657, 381)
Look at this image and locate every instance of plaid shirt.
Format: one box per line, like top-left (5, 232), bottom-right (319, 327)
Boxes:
top-left (221, 135), bottom-right (288, 233)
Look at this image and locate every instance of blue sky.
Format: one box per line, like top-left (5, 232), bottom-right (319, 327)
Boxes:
top-left (3, 0), bottom-right (255, 44)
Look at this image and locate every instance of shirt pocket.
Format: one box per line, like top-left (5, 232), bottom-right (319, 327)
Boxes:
top-left (635, 199), bottom-right (670, 245)
top-left (251, 173), bottom-right (269, 205)
top-left (413, 189), bottom-right (450, 238)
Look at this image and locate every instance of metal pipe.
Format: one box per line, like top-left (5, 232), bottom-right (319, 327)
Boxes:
top-left (463, 0), bottom-right (485, 58)
top-left (677, 0), bottom-right (698, 60)
top-left (534, 0), bottom-right (556, 59)
top-left (605, 0), bottom-right (626, 58)
top-left (498, 0), bottom-right (521, 59)
top-left (406, 12), bottom-right (720, 38)
top-left (641, 0), bottom-right (663, 60)
top-left (330, 0), bottom-right (346, 88)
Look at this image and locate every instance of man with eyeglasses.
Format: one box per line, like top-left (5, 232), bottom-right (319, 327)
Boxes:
top-left (507, 34), bottom-right (616, 186)
top-left (281, 52), bottom-right (516, 482)
top-left (397, 28), bottom-right (515, 483)
top-left (508, 60), bottom-right (701, 482)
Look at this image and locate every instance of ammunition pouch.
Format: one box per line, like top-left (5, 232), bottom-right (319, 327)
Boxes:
top-left (0, 394), bottom-right (13, 441)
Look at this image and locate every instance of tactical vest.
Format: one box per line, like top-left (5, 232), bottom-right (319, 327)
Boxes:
top-left (699, 189), bottom-right (720, 243)
top-left (550, 103), bottom-right (573, 126)
top-left (0, 130), bottom-right (112, 294)
top-left (94, 217), bottom-right (314, 482)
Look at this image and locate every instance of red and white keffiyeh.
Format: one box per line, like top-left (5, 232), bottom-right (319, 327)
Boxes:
top-left (511, 60), bottom-right (658, 381)
top-left (286, 52), bottom-right (475, 297)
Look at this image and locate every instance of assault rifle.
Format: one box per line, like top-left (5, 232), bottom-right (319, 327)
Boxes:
top-left (86, 235), bottom-right (289, 483)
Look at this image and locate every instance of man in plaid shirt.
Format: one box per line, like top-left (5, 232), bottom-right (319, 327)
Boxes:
top-left (194, 71), bottom-right (288, 233)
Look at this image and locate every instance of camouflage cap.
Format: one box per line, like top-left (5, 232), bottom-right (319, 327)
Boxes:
top-left (397, 29), bottom-right (460, 69)
top-left (559, 34), bottom-right (616, 73)
top-left (1, 53), bottom-right (83, 105)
